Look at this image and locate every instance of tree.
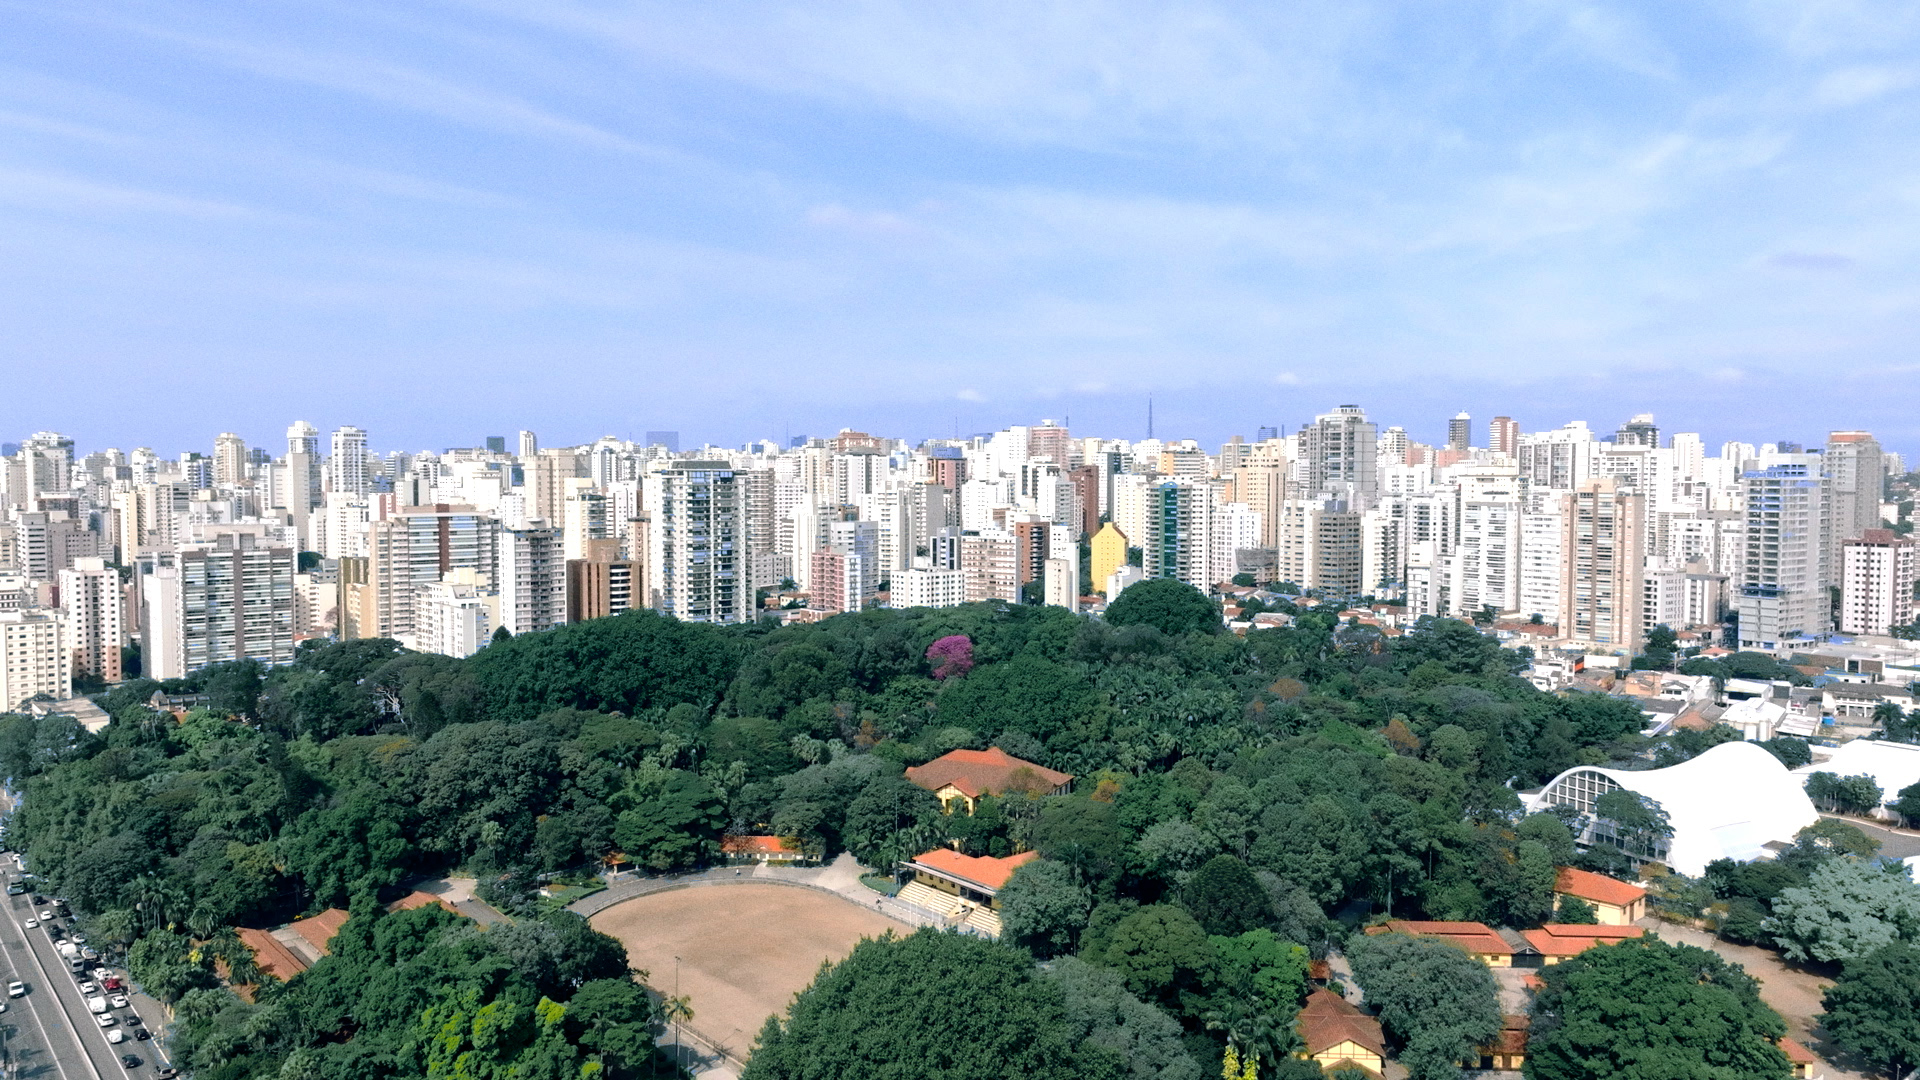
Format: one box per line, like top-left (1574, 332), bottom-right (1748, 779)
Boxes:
top-left (1591, 789), bottom-right (1673, 862)
top-left (1210, 928), bottom-right (1309, 1017)
top-left (1346, 933), bottom-right (1500, 1080)
top-left (1183, 855), bottom-right (1270, 937)
top-left (1086, 904), bottom-right (1217, 1008)
top-left (1046, 957), bottom-right (1205, 1080)
top-left (611, 769), bottom-right (727, 870)
top-left (1805, 771), bottom-right (1884, 815)
top-left (1104, 578), bottom-right (1224, 637)
top-left (742, 929), bottom-right (1109, 1080)
top-left (1765, 857), bottom-right (1920, 963)
top-left (925, 635), bottom-right (974, 680)
top-left (1526, 937), bottom-right (1788, 1080)
top-left (1757, 737), bottom-right (1813, 769)
top-left (1821, 942), bottom-right (1920, 1080)
top-left (998, 859), bottom-right (1092, 957)
top-left (1554, 895), bottom-right (1598, 925)
top-left (1893, 779), bottom-right (1920, 827)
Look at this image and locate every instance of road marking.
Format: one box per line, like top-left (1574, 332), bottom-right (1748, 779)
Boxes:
top-left (6, 888), bottom-right (104, 1080)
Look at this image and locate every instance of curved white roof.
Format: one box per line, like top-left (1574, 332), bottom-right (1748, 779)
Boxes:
top-left (1535, 740), bottom-right (1819, 876)
top-left (1791, 740), bottom-right (1920, 810)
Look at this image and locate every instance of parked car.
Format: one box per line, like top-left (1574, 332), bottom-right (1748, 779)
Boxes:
top-left (48, 927), bottom-right (64, 941)
top-left (4, 883), bottom-right (22, 896)
top-left (81, 947), bottom-right (98, 961)
top-left (155, 1067), bottom-right (176, 1078)
top-left (71, 933), bottom-right (86, 944)
top-left (109, 995), bottom-right (128, 1010)
top-left (22, 919), bottom-right (36, 930)
top-left (7, 982), bottom-right (24, 998)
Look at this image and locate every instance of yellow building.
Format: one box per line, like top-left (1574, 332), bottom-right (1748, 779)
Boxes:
top-left (1089, 522), bottom-right (1129, 596)
top-left (1553, 866), bottom-right (1648, 925)
top-left (1296, 989), bottom-right (1385, 1073)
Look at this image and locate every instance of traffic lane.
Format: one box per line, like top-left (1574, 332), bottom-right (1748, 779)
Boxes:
top-left (0, 931), bottom-right (84, 1080)
top-left (13, 914), bottom-right (152, 1080)
top-left (6, 894), bottom-right (171, 1078)
top-left (0, 890), bottom-right (99, 1080)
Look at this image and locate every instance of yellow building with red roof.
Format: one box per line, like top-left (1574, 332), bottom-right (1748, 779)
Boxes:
top-left (1518, 923), bottom-right (1646, 964)
top-left (1366, 920), bottom-right (1516, 967)
top-left (897, 848), bottom-right (1039, 936)
top-left (1295, 988), bottom-right (1386, 1074)
top-left (904, 747), bottom-right (1073, 814)
top-left (1553, 866), bottom-right (1648, 925)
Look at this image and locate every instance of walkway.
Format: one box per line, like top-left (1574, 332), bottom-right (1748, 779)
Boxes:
top-left (569, 852), bottom-right (945, 931)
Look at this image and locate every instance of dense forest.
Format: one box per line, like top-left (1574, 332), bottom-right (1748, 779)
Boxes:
top-left (4, 581), bottom-right (1673, 1079)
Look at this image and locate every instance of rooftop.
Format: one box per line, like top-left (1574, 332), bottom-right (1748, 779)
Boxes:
top-left (1296, 988), bottom-right (1385, 1056)
top-left (287, 908), bottom-right (349, 956)
top-left (1553, 866), bottom-right (1648, 908)
top-left (1367, 919), bottom-right (1514, 956)
top-left (909, 848), bottom-right (1039, 892)
top-left (905, 747), bottom-right (1073, 800)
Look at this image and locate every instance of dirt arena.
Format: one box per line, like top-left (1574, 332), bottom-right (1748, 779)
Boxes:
top-left (590, 883), bottom-right (904, 1060)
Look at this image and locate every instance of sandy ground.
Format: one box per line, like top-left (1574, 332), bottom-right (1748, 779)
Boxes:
top-left (591, 882), bottom-right (901, 1064)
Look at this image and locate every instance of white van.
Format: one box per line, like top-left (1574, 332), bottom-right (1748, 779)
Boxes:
top-left (85, 995), bottom-right (106, 1015)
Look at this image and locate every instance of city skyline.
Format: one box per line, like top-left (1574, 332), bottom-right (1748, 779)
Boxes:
top-left (6, 4), bottom-right (1920, 450)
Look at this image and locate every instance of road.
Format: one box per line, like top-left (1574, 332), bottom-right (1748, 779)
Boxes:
top-left (0, 872), bottom-right (173, 1080)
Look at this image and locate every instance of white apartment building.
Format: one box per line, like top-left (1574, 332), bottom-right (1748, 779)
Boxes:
top-left (647, 462), bottom-right (753, 624)
top-left (1737, 456), bottom-right (1829, 651)
top-left (498, 523), bottom-right (566, 635)
top-left (414, 569), bottom-right (499, 659)
top-left (1839, 530), bottom-right (1916, 636)
top-left (330, 426), bottom-right (369, 498)
top-left (0, 609), bottom-right (69, 709)
top-left (1517, 507), bottom-right (1564, 624)
top-left (177, 532), bottom-right (297, 672)
top-left (894, 566), bottom-right (966, 609)
top-left (58, 557), bottom-right (122, 683)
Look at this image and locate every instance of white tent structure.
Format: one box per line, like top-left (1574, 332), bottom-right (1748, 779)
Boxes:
top-left (1531, 741), bottom-right (1820, 876)
top-left (1792, 740), bottom-right (1920, 819)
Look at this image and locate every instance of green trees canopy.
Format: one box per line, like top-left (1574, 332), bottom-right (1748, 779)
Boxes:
top-left (1084, 904), bottom-right (1217, 1007)
top-left (1104, 578), bottom-right (1224, 637)
top-left (1346, 932), bottom-right (1500, 1080)
top-left (1182, 854), bottom-right (1270, 936)
top-left (998, 858), bottom-right (1093, 957)
top-left (743, 929), bottom-right (1114, 1080)
top-left (1804, 771), bottom-right (1885, 815)
top-left (1820, 942), bottom-right (1920, 1080)
top-left (1764, 857), bottom-right (1920, 963)
top-left (1526, 937), bottom-right (1789, 1080)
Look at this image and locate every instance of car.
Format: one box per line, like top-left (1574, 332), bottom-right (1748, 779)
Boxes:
top-left (22, 919), bottom-right (35, 930)
top-left (155, 1068), bottom-right (176, 1078)
top-left (96, 1014), bottom-right (116, 1028)
top-left (35, 908), bottom-right (49, 922)
top-left (109, 995), bottom-right (128, 1009)
top-left (7, 982), bottom-right (23, 998)
top-left (132, 1029), bottom-right (149, 1041)
top-left (71, 933), bottom-right (86, 944)
top-left (77, 980), bottom-right (96, 994)
top-left (124, 1014), bottom-right (141, 1026)
top-left (120, 1055), bottom-right (141, 1069)
top-left (102, 976), bottom-right (123, 991)
top-left (48, 928), bottom-right (64, 941)
top-left (0, 1000), bottom-right (8, 1012)
top-left (3, 883), bottom-right (22, 896)
top-left (107, 1029), bottom-right (125, 1045)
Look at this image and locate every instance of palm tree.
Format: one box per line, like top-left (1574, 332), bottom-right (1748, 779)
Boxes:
top-left (1203, 1000), bottom-right (1292, 1071)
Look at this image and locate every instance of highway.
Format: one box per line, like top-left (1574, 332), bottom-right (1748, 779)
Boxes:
top-left (0, 873), bottom-right (174, 1080)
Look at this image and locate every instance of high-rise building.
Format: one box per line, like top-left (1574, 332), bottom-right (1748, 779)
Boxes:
top-left (1089, 522), bottom-right (1129, 596)
top-left (330, 426), bottom-right (369, 497)
top-left (499, 522), bottom-right (566, 635)
top-left (960, 531), bottom-right (1019, 603)
top-left (1274, 496), bottom-right (1363, 599)
top-left (178, 532), bottom-right (297, 672)
top-left (1560, 478), bottom-right (1646, 654)
top-left (414, 568), bottom-right (498, 659)
top-left (281, 421), bottom-right (321, 545)
top-left (1140, 479), bottom-right (1219, 590)
top-left (0, 609), bottom-right (69, 709)
top-left (1517, 422), bottom-right (1597, 491)
top-left (562, 479), bottom-right (610, 562)
top-left (517, 431), bottom-right (538, 460)
top-left (647, 462), bottom-right (752, 624)
top-left (1518, 505), bottom-right (1564, 624)
top-left (1826, 431), bottom-right (1884, 557)
top-left (1447, 412), bottom-right (1472, 452)
top-left (1839, 529), bottom-right (1915, 636)
top-left (15, 511), bottom-right (98, 579)
top-left (1488, 417), bottom-right (1520, 457)
top-left (365, 505), bottom-right (500, 642)
top-left (58, 557), bottom-right (122, 684)
top-left (1448, 489), bottom-right (1521, 617)
top-left (213, 433), bottom-right (248, 487)
top-left (1615, 414), bottom-right (1660, 447)
top-left (1737, 455), bottom-right (1829, 651)
top-left (20, 431), bottom-right (74, 508)
top-left (566, 540), bottom-right (644, 624)
top-left (527, 449), bottom-right (582, 525)
top-left (1302, 406), bottom-right (1379, 507)
top-left (1028, 421), bottom-right (1073, 466)
top-left (485, 436), bottom-right (508, 455)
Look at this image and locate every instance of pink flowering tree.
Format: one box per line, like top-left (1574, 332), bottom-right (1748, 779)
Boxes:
top-left (926, 635), bottom-right (974, 680)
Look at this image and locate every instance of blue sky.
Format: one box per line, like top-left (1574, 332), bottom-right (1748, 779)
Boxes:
top-left (4, 2), bottom-right (1920, 455)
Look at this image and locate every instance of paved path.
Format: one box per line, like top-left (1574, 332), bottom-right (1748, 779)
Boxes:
top-left (1817, 811), bottom-right (1920, 861)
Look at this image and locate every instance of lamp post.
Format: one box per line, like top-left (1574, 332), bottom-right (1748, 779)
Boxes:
top-left (673, 955), bottom-right (681, 1069)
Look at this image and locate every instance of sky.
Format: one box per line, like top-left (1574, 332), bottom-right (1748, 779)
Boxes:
top-left (4, 1), bottom-right (1920, 457)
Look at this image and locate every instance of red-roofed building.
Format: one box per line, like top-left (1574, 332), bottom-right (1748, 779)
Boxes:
top-left (1473, 1015), bottom-right (1530, 1071)
top-left (1366, 920), bottom-right (1516, 967)
top-left (287, 908), bottom-right (350, 957)
top-left (1553, 866), bottom-right (1647, 924)
top-left (1295, 989), bottom-right (1385, 1074)
top-left (905, 747), bottom-right (1073, 814)
top-left (897, 848), bottom-right (1040, 937)
top-left (1780, 1037), bottom-right (1818, 1079)
top-left (1518, 923), bottom-right (1646, 964)
top-left (721, 834), bottom-right (805, 864)
top-left (236, 926), bottom-right (309, 982)
top-left (387, 891), bottom-right (465, 917)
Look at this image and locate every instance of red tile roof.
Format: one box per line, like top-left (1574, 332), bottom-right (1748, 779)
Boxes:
top-left (721, 834), bottom-right (798, 855)
top-left (1520, 924), bottom-right (1646, 956)
top-left (905, 747), bottom-right (1073, 800)
top-left (909, 848), bottom-right (1039, 892)
top-left (1780, 1038), bottom-right (1816, 1066)
top-left (288, 908), bottom-right (349, 956)
top-left (1296, 989), bottom-right (1385, 1056)
top-left (1369, 920), bottom-right (1515, 956)
top-left (1482, 1015), bottom-right (1530, 1056)
top-left (387, 891), bottom-right (465, 917)
top-left (1554, 866), bottom-right (1647, 908)
top-left (236, 927), bottom-right (309, 981)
